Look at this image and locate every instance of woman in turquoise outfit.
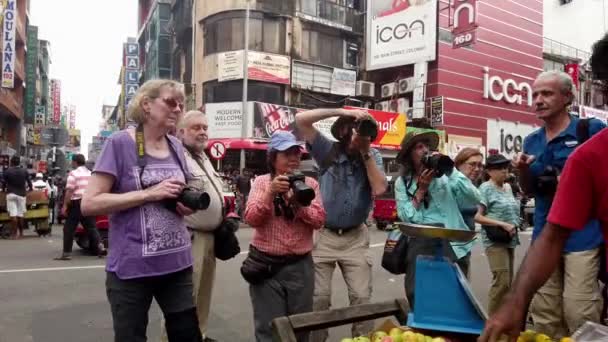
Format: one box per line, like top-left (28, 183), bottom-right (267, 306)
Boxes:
top-left (474, 154), bottom-right (520, 315)
top-left (394, 131), bottom-right (481, 307)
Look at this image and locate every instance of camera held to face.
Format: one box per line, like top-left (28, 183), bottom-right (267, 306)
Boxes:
top-left (421, 153), bottom-right (455, 178)
top-left (355, 117), bottom-right (379, 142)
top-left (164, 187), bottom-right (211, 213)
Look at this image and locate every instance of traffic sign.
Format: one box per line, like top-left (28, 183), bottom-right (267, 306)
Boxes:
top-left (208, 141), bottom-right (226, 160)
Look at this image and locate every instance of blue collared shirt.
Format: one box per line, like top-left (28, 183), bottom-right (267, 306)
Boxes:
top-left (524, 115), bottom-right (606, 252)
top-left (308, 133), bottom-right (384, 229)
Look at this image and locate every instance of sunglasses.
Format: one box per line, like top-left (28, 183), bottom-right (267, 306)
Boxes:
top-left (161, 97), bottom-right (184, 112)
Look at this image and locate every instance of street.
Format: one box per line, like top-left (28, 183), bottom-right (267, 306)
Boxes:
top-left (0, 225), bottom-right (533, 342)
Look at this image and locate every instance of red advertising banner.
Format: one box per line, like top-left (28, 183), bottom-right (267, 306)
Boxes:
top-left (344, 106), bottom-right (407, 150)
top-left (52, 79), bottom-right (61, 123)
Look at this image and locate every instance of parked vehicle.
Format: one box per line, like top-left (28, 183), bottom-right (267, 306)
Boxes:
top-left (373, 175), bottom-right (398, 230)
top-left (74, 215), bottom-right (109, 253)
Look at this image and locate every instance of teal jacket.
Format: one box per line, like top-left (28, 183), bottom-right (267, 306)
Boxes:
top-left (395, 169), bottom-right (481, 259)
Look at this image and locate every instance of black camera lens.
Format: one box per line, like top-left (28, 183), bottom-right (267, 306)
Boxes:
top-left (421, 153), bottom-right (454, 178)
top-left (286, 171), bottom-right (315, 207)
top-left (356, 119), bottom-right (378, 141)
top-left (179, 189), bottom-right (211, 210)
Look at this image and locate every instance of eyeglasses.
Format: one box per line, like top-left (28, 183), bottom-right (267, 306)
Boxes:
top-left (465, 161), bottom-right (484, 169)
top-left (162, 97), bottom-right (184, 112)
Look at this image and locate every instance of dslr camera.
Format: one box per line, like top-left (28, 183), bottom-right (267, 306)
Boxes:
top-left (421, 153), bottom-right (455, 178)
top-left (535, 166), bottom-right (560, 198)
top-left (354, 117), bottom-right (379, 141)
top-left (286, 171), bottom-right (315, 206)
top-left (164, 187), bottom-right (211, 213)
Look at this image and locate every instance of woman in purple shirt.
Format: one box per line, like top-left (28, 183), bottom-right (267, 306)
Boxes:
top-left (81, 79), bottom-right (202, 342)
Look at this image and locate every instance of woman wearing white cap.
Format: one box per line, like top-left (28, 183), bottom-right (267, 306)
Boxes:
top-left (241, 130), bottom-right (326, 342)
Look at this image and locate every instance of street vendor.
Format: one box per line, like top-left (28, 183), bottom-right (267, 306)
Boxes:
top-left (394, 130), bottom-right (481, 307)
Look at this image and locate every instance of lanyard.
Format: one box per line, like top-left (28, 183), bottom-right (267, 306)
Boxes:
top-left (135, 124), bottom-right (189, 187)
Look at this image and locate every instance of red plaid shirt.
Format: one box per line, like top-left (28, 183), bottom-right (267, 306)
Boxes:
top-left (245, 174), bottom-right (325, 256)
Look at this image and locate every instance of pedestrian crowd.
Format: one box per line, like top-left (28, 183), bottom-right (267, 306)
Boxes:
top-left (2, 33), bottom-right (607, 342)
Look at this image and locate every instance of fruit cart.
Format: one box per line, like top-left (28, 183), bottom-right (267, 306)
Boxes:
top-left (0, 191), bottom-right (51, 237)
top-left (272, 223), bottom-right (487, 342)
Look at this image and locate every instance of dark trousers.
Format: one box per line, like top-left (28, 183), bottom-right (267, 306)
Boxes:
top-left (62, 199), bottom-right (100, 254)
top-left (250, 254), bottom-right (314, 342)
top-left (106, 267), bottom-right (201, 342)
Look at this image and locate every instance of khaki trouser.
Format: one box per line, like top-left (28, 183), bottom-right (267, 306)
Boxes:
top-left (529, 248), bottom-right (602, 339)
top-left (161, 230), bottom-right (216, 341)
top-left (311, 225), bottom-right (372, 342)
top-left (486, 246), bottom-right (515, 315)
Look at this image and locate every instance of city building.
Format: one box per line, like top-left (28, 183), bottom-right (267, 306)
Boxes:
top-left (138, 0), bottom-right (172, 81)
top-left (193, 0), bottom-right (365, 170)
top-left (0, 0), bottom-right (28, 155)
top-left (543, 0), bottom-right (608, 120)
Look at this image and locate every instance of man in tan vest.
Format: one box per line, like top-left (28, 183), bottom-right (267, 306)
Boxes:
top-left (160, 110), bottom-right (232, 342)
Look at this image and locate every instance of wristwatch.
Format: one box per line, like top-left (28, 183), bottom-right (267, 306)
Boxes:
top-left (362, 152), bottom-right (371, 161)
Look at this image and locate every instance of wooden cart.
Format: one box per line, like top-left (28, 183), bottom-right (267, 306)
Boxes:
top-left (0, 191), bottom-right (51, 237)
top-left (272, 299), bottom-right (410, 342)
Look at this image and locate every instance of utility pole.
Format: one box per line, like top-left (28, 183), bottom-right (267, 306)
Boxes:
top-left (240, 0), bottom-right (250, 172)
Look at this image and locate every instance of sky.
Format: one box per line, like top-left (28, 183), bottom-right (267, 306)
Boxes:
top-left (30, 0), bottom-right (138, 157)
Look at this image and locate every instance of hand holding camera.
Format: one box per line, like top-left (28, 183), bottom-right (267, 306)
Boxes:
top-left (512, 152), bottom-right (535, 170)
top-left (421, 152), bottom-right (454, 178)
top-left (144, 178), bottom-right (184, 202)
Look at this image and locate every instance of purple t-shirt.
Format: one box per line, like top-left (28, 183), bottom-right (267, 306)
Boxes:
top-left (94, 130), bottom-right (193, 279)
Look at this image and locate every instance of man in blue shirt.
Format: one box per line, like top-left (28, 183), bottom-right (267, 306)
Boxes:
top-left (296, 108), bottom-right (387, 341)
top-left (513, 70), bottom-right (606, 338)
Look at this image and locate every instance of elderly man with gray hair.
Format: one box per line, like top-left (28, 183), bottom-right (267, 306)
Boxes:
top-left (505, 70), bottom-right (606, 338)
top-left (160, 110), bottom-right (236, 342)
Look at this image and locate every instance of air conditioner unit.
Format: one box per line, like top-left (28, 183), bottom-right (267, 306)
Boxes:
top-left (381, 82), bottom-right (397, 98)
top-left (399, 77), bottom-right (415, 94)
top-left (375, 101), bottom-right (390, 111)
top-left (355, 81), bottom-right (375, 97)
top-left (388, 99), bottom-right (399, 112)
top-left (398, 98), bottom-right (410, 113)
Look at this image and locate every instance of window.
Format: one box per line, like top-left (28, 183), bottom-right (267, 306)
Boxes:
top-left (203, 12), bottom-right (286, 56)
top-left (203, 80), bottom-right (284, 104)
top-left (543, 59), bottom-right (564, 72)
top-left (301, 28), bottom-right (358, 68)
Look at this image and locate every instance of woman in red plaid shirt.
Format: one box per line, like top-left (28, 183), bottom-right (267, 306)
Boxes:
top-left (242, 130), bottom-right (325, 342)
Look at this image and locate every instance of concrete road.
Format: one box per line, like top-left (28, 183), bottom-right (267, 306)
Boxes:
top-left (0, 225), bottom-right (533, 342)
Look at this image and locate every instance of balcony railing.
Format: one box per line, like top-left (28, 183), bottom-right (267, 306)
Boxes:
top-left (297, 0), bottom-right (362, 33)
top-left (543, 37), bottom-right (591, 63)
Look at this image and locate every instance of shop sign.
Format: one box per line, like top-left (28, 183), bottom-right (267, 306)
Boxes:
top-left (330, 68), bottom-right (357, 96)
top-left (253, 102), bottom-right (336, 140)
top-left (486, 120), bottom-right (537, 159)
top-left (204, 102), bottom-right (254, 139)
top-left (343, 106), bottom-right (408, 149)
top-left (451, 0), bottom-right (478, 49)
top-left (218, 50), bottom-right (291, 84)
top-left (483, 67), bottom-right (533, 107)
top-left (51, 79), bottom-right (61, 123)
top-left (446, 134), bottom-right (484, 160)
top-left (428, 96), bottom-right (444, 126)
top-left (24, 25), bottom-right (38, 122)
top-left (1, 0), bottom-right (16, 88)
top-left (366, 0), bottom-right (438, 71)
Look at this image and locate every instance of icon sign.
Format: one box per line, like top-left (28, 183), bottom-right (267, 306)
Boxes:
top-left (208, 141), bottom-right (226, 160)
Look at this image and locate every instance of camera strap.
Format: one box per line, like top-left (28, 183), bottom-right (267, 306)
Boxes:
top-left (135, 124), bottom-right (189, 187)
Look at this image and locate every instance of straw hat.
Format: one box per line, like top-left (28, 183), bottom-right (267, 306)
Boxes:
top-left (395, 130), bottom-right (440, 163)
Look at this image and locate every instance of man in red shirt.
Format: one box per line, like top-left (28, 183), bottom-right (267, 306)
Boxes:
top-left (479, 33), bottom-right (608, 341)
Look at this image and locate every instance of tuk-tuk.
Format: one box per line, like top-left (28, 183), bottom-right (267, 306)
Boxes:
top-left (373, 174), bottom-right (399, 230)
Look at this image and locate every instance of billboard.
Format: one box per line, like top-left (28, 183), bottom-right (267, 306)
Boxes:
top-left (253, 102), bottom-right (336, 140)
top-left (486, 120), bottom-right (537, 159)
top-left (69, 105), bottom-right (76, 129)
top-left (366, 0), bottom-right (437, 71)
top-left (1, 0), bottom-right (16, 88)
top-left (67, 129), bottom-right (81, 149)
top-left (344, 106), bottom-right (407, 149)
top-left (51, 79), bottom-right (61, 123)
top-left (24, 25), bottom-right (38, 122)
top-left (218, 50), bottom-right (290, 84)
top-left (123, 40), bottom-right (140, 125)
